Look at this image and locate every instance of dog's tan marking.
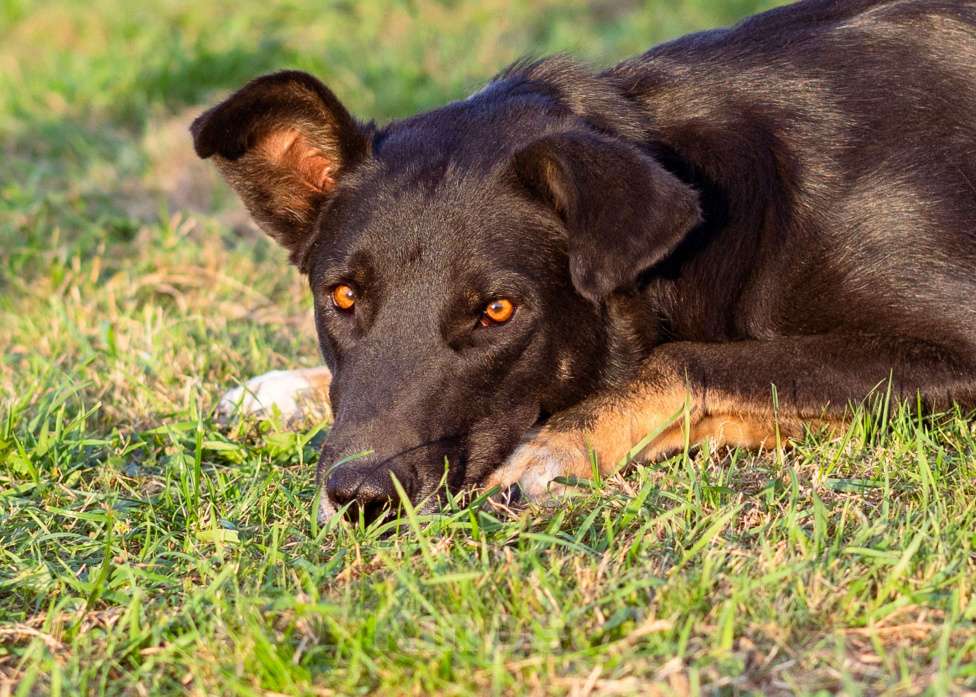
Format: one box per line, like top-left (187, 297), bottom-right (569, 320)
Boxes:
top-left (497, 359), bottom-right (846, 499)
top-left (556, 354), bottom-right (576, 383)
top-left (691, 414), bottom-right (786, 449)
top-left (489, 378), bottom-right (690, 496)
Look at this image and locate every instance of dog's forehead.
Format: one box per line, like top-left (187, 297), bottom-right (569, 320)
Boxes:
top-left (315, 170), bottom-right (563, 303)
top-left (341, 176), bottom-right (535, 269)
top-left (314, 94), bottom-right (570, 281)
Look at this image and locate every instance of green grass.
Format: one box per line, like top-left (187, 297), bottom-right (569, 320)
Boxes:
top-left (2, 0), bottom-right (976, 694)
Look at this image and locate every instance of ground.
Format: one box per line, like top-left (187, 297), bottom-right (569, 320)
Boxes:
top-left (2, 1), bottom-right (976, 694)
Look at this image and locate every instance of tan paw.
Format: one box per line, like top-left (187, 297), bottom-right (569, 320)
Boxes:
top-left (487, 428), bottom-right (592, 500)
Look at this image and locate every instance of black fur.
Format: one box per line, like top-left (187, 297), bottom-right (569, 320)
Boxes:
top-left (193, 0), bottom-right (976, 520)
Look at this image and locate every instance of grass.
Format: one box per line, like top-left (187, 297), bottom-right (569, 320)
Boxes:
top-left (2, 0), bottom-right (975, 694)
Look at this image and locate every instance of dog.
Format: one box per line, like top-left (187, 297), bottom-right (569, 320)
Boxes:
top-left (193, 0), bottom-right (976, 523)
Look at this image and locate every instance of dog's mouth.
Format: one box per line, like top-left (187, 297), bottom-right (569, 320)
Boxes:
top-left (316, 493), bottom-right (400, 528)
top-left (315, 473), bottom-right (462, 528)
top-left (315, 438), bottom-right (466, 527)
top-left (315, 417), bottom-right (551, 527)
top-left (315, 401), bottom-right (550, 528)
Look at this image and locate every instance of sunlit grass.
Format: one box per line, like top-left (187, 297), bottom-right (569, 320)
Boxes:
top-left (2, 0), bottom-right (975, 694)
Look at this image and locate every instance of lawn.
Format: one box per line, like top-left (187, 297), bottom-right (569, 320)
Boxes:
top-left (2, 0), bottom-right (976, 694)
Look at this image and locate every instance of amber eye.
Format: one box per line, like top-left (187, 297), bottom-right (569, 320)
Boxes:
top-left (480, 298), bottom-right (516, 326)
top-left (330, 284), bottom-right (357, 311)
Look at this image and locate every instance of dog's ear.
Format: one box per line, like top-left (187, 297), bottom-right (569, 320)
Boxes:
top-left (191, 71), bottom-right (368, 263)
top-left (513, 132), bottom-right (701, 302)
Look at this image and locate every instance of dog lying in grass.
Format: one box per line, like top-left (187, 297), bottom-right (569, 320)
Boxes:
top-left (193, 0), bottom-right (976, 523)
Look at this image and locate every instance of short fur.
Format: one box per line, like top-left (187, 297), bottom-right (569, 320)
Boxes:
top-left (193, 0), bottom-right (976, 522)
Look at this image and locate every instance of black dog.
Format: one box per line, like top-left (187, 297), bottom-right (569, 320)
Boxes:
top-left (194, 0), bottom-right (976, 523)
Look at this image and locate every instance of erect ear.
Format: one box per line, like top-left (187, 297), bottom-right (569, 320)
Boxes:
top-left (513, 131), bottom-right (701, 302)
top-left (191, 70), bottom-right (369, 263)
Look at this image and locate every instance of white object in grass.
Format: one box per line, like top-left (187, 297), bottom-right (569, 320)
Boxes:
top-left (217, 368), bottom-right (331, 423)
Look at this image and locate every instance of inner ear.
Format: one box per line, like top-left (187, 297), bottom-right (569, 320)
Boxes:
top-left (513, 131), bottom-right (702, 302)
top-left (258, 127), bottom-right (337, 193)
top-left (191, 70), bottom-right (369, 263)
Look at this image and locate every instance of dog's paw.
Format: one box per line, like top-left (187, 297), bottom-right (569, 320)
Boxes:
top-left (217, 369), bottom-right (329, 424)
top-left (488, 428), bottom-right (591, 500)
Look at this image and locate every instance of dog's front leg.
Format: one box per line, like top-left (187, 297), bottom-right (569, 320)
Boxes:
top-left (487, 347), bottom-right (709, 498)
top-left (492, 335), bottom-right (976, 498)
top-left (217, 366), bottom-right (333, 424)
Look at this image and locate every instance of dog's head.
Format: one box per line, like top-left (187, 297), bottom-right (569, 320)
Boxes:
top-left (192, 66), bottom-right (700, 521)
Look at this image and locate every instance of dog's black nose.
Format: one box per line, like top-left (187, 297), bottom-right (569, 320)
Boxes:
top-left (325, 463), bottom-right (397, 524)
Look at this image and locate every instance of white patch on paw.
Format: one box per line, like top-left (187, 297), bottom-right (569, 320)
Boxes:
top-left (489, 429), bottom-right (587, 501)
top-left (513, 446), bottom-right (568, 499)
top-left (217, 370), bottom-right (314, 423)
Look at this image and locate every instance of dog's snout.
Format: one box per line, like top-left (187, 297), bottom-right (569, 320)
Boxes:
top-left (327, 463), bottom-right (394, 507)
top-left (316, 415), bottom-right (463, 525)
top-left (324, 462), bottom-right (401, 524)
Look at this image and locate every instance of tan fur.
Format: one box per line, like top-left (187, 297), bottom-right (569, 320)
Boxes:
top-left (256, 128), bottom-right (337, 192)
top-left (692, 414), bottom-right (784, 449)
top-left (496, 358), bottom-right (847, 498)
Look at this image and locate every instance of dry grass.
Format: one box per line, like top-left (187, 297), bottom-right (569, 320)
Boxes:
top-left (3, 0), bottom-right (976, 695)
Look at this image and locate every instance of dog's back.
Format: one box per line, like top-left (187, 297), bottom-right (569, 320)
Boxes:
top-left (599, 0), bottom-right (976, 349)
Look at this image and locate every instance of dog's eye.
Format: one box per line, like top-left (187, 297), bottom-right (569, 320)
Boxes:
top-left (479, 298), bottom-right (516, 327)
top-left (330, 284), bottom-right (357, 311)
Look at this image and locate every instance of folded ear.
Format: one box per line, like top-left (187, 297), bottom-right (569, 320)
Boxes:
top-left (191, 70), bottom-right (369, 263)
top-left (513, 132), bottom-right (701, 302)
